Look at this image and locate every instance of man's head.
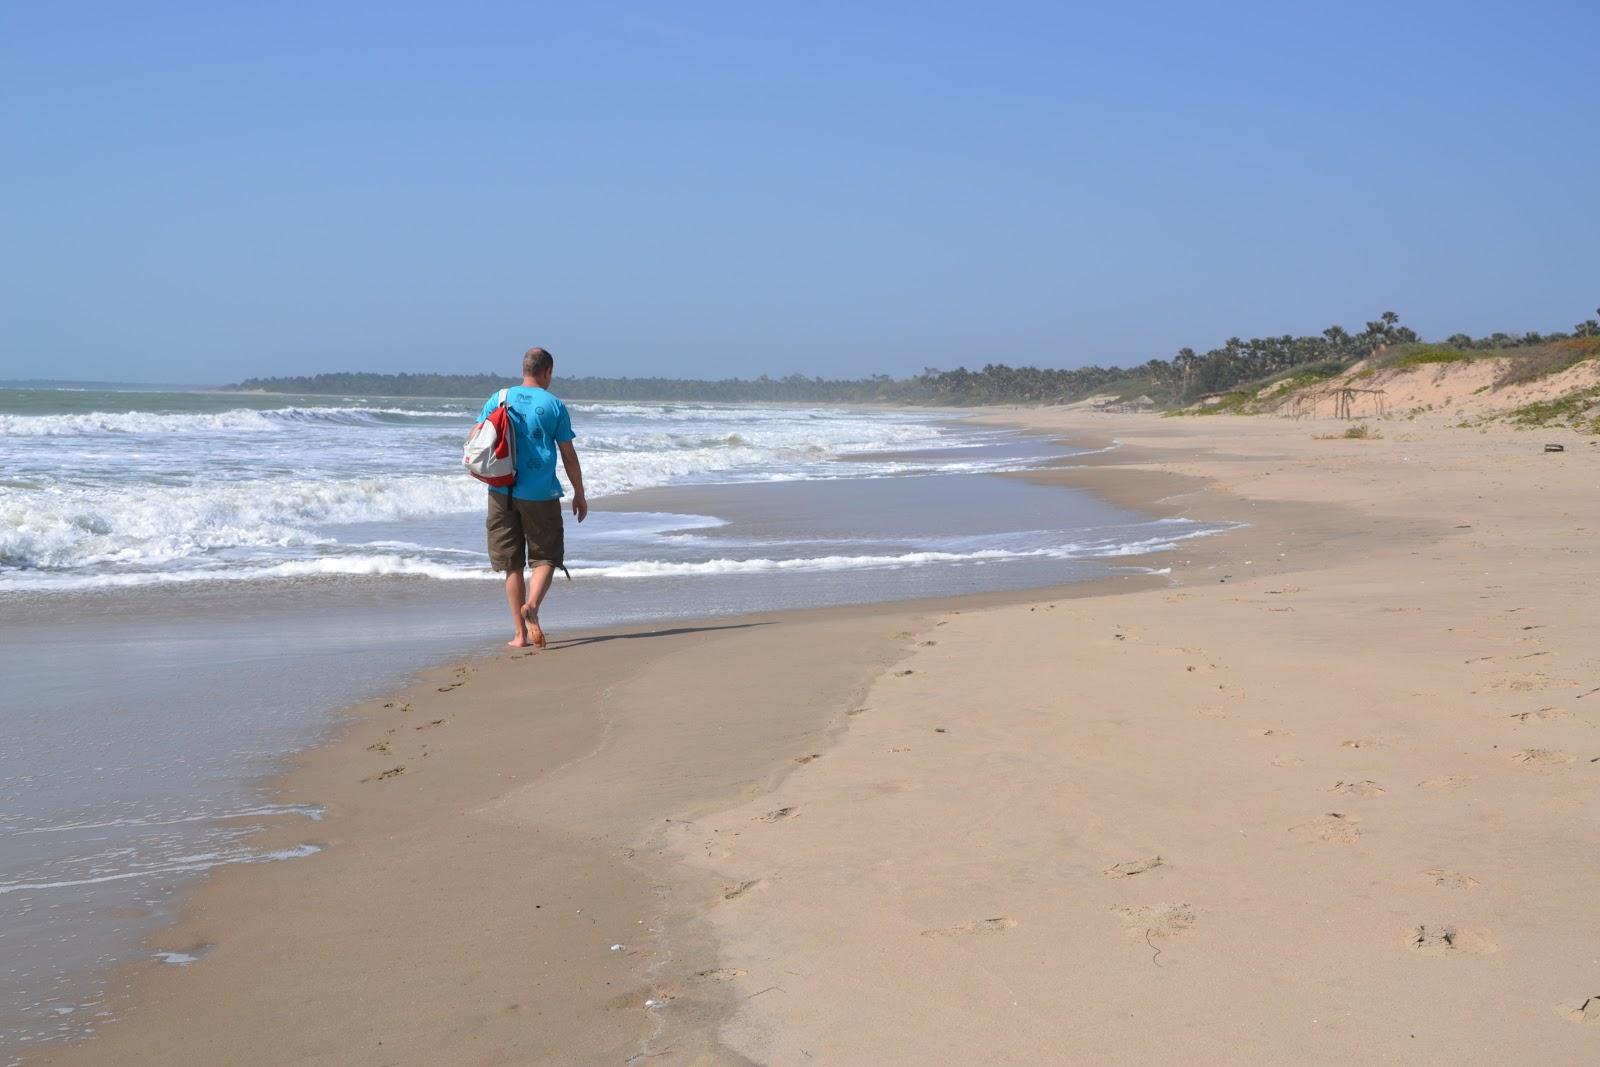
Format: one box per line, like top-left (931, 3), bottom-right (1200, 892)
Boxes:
top-left (522, 346), bottom-right (554, 387)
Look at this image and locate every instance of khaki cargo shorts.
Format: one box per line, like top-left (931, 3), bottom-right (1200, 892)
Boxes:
top-left (486, 492), bottom-right (565, 572)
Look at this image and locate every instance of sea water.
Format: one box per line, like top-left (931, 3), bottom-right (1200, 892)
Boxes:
top-left (0, 387), bottom-right (1227, 1053)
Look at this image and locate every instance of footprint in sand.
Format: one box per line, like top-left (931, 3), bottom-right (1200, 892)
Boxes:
top-left (1112, 904), bottom-right (1195, 938)
top-left (1102, 856), bottom-right (1165, 879)
top-left (437, 683), bottom-right (462, 693)
top-left (1423, 869), bottom-right (1481, 889)
top-left (1418, 775), bottom-right (1471, 789)
top-left (722, 879), bottom-right (760, 901)
top-left (363, 765), bottom-right (405, 783)
top-left (921, 917), bottom-right (1016, 938)
top-left (795, 753), bottom-right (822, 764)
top-left (757, 806), bottom-right (797, 823)
top-left (1340, 738), bottom-right (1381, 749)
top-left (1290, 812), bottom-right (1362, 843)
top-left (1509, 707), bottom-right (1571, 723)
top-left (1271, 755), bottom-right (1304, 768)
top-left (1329, 780), bottom-right (1386, 797)
top-left (1490, 675), bottom-right (1551, 693)
top-left (1509, 748), bottom-right (1574, 767)
top-left (1558, 996), bottom-right (1600, 1024)
top-left (688, 968), bottom-right (747, 984)
top-left (1408, 925), bottom-right (1498, 955)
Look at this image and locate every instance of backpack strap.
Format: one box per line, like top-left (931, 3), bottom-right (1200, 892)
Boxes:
top-left (497, 388), bottom-right (516, 478)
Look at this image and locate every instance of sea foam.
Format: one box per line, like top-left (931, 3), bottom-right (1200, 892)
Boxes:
top-left (0, 405), bottom-right (461, 436)
top-left (0, 399), bottom-right (1004, 589)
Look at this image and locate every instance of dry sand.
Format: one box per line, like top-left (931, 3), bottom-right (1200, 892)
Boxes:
top-left (37, 411), bottom-right (1600, 1064)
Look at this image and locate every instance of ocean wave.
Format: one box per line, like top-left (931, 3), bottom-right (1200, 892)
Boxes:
top-left (0, 434), bottom-right (969, 574)
top-left (580, 419), bottom-right (950, 457)
top-left (0, 843), bottom-right (321, 895)
top-left (0, 451), bottom-right (780, 573)
top-left (10, 804), bottom-right (325, 835)
top-left (0, 555), bottom-right (496, 591)
top-left (0, 475), bottom-right (484, 571)
top-left (0, 401), bottom-right (1133, 591)
top-left (0, 526), bottom-right (1227, 592)
top-left (568, 532), bottom-right (1215, 578)
top-left (0, 405), bottom-right (463, 436)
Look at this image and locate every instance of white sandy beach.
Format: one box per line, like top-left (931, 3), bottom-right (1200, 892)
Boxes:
top-left (36, 409), bottom-right (1600, 1065)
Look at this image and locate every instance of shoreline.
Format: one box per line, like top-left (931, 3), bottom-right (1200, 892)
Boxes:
top-left (29, 592), bottom-right (1178, 1067)
top-left (33, 409), bottom-right (1600, 1062)
top-left (3, 409), bottom-right (1142, 1057)
top-left (25, 427), bottom-right (1191, 1065)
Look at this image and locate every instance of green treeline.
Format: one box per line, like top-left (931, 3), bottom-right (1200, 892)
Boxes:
top-left (231, 308), bottom-right (1600, 406)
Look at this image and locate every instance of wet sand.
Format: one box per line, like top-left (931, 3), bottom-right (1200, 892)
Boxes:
top-left (36, 410), bottom-right (1600, 1064)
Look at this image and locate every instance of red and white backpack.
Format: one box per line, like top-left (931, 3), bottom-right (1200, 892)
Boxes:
top-left (463, 388), bottom-right (517, 487)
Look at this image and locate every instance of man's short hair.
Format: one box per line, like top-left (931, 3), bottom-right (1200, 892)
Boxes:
top-left (522, 347), bottom-right (554, 378)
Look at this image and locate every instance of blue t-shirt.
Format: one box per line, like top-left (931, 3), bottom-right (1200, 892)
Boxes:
top-left (479, 386), bottom-right (576, 500)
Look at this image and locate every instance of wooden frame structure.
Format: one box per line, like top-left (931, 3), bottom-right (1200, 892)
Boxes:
top-left (1290, 386), bottom-right (1388, 420)
top-left (1333, 387), bottom-right (1387, 419)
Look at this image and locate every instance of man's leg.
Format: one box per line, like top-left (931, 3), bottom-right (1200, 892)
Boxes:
top-left (504, 569), bottom-right (532, 647)
top-left (521, 564), bottom-right (554, 647)
top-left (488, 490), bottom-right (532, 648)
top-left (518, 499), bottom-right (565, 649)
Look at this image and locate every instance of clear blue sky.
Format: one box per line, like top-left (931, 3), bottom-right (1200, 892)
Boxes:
top-left (3, 1), bottom-right (1596, 384)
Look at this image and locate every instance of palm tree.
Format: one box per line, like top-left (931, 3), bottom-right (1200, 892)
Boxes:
top-left (1175, 347), bottom-right (1198, 397)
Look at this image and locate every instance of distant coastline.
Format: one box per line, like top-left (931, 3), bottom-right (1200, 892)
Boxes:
top-left (0, 379), bottom-right (217, 392)
top-left (11, 305), bottom-right (1593, 411)
top-left (222, 307), bottom-right (1600, 408)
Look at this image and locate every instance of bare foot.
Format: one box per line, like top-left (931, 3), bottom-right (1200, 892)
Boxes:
top-left (507, 631), bottom-right (532, 648)
top-left (520, 605), bottom-right (546, 648)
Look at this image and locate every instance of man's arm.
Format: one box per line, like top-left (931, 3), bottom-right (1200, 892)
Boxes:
top-left (558, 440), bottom-right (587, 522)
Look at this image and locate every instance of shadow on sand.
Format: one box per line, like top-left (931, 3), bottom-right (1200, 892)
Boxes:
top-left (543, 621), bottom-right (770, 651)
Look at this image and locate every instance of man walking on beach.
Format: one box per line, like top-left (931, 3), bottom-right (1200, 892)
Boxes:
top-left (483, 347), bottom-right (587, 648)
